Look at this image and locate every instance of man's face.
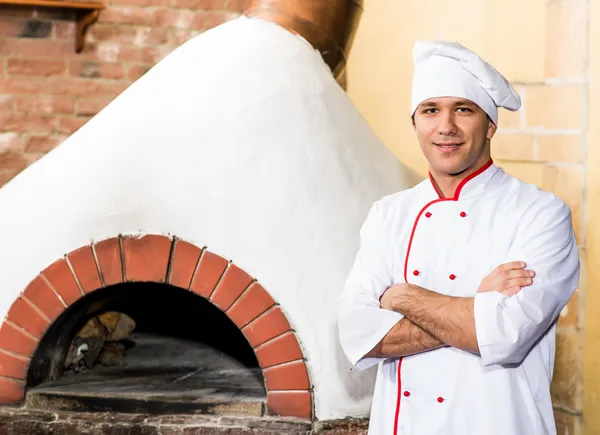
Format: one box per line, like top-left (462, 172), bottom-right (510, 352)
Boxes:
top-left (413, 97), bottom-right (497, 177)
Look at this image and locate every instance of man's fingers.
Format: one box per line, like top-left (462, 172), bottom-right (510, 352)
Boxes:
top-left (501, 286), bottom-right (521, 297)
top-left (504, 277), bottom-right (533, 289)
top-left (504, 269), bottom-right (535, 280)
top-left (496, 261), bottom-right (526, 273)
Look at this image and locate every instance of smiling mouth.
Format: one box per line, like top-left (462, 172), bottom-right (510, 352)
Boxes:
top-left (434, 142), bottom-right (464, 148)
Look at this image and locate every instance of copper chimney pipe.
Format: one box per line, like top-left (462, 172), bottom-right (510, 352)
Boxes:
top-left (244, 0), bottom-right (363, 80)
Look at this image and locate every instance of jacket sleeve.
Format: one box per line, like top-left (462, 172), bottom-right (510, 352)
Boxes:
top-left (474, 195), bottom-right (580, 367)
top-left (337, 202), bottom-right (403, 370)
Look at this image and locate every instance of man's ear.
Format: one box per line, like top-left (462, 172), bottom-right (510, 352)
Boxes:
top-left (411, 114), bottom-right (416, 128)
top-left (486, 118), bottom-right (497, 140)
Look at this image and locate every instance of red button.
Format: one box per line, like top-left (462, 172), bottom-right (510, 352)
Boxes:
top-left (437, 397), bottom-right (445, 403)
top-left (449, 274), bottom-right (456, 280)
top-left (413, 270), bottom-right (420, 276)
top-left (425, 212), bottom-right (432, 218)
top-left (460, 211), bottom-right (467, 218)
top-left (403, 391), bottom-right (411, 397)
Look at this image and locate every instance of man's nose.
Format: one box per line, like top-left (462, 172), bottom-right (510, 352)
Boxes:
top-left (437, 113), bottom-right (458, 135)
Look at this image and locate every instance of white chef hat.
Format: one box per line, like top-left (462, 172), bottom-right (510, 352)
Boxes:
top-left (410, 40), bottom-right (521, 125)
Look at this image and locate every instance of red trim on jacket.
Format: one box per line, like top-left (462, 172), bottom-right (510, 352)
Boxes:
top-left (404, 159), bottom-right (493, 282)
top-left (403, 197), bottom-right (446, 282)
top-left (394, 159), bottom-right (493, 434)
top-left (429, 159), bottom-right (494, 200)
top-left (393, 357), bottom-right (403, 435)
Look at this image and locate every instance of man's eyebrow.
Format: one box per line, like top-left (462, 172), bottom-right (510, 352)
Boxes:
top-left (453, 100), bottom-right (477, 107)
top-left (419, 101), bottom-right (438, 108)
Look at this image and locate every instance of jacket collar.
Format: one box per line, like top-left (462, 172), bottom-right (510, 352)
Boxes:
top-left (428, 159), bottom-right (503, 201)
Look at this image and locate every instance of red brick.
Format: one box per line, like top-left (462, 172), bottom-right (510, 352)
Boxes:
top-left (190, 251), bottom-right (228, 298)
top-left (89, 24), bottom-right (115, 41)
top-left (266, 391), bottom-right (311, 419)
top-left (169, 240), bottom-right (202, 289)
top-left (25, 153), bottom-right (44, 165)
top-left (224, 0), bottom-right (248, 12)
top-left (242, 307), bottom-right (291, 348)
top-left (210, 264), bottom-right (254, 311)
top-left (123, 235), bottom-right (172, 283)
top-left (0, 114), bottom-right (55, 134)
top-left (0, 94), bottom-right (13, 112)
top-left (127, 64), bottom-right (152, 81)
top-left (76, 98), bottom-right (112, 116)
top-left (20, 39), bottom-right (72, 58)
top-left (0, 133), bottom-right (20, 154)
top-left (112, 0), bottom-right (169, 7)
top-left (58, 117), bottom-right (89, 135)
top-left (0, 378), bottom-right (24, 403)
top-left (0, 170), bottom-right (20, 187)
top-left (98, 7), bottom-right (149, 25)
top-left (264, 360), bottom-right (310, 391)
top-left (0, 151), bottom-right (28, 171)
top-left (171, 0), bottom-right (223, 9)
top-left (54, 22), bottom-right (75, 39)
top-left (124, 27), bottom-right (168, 45)
top-left (94, 238), bottom-right (123, 286)
top-left (0, 77), bottom-right (46, 94)
top-left (22, 276), bottom-right (64, 322)
top-left (16, 96), bottom-right (74, 115)
top-left (0, 19), bottom-right (24, 37)
top-left (192, 11), bottom-right (237, 31)
top-left (108, 27), bottom-right (167, 46)
top-left (151, 9), bottom-right (195, 28)
top-left (0, 352), bottom-right (28, 379)
top-left (0, 323), bottom-right (38, 358)
top-left (255, 332), bottom-right (304, 369)
top-left (70, 60), bottom-right (125, 80)
top-left (42, 258), bottom-right (82, 306)
top-left (169, 30), bottom-right (200, 46)
top-left (105, 45), bottom-right (157, 64)
top-left (47, 78), bottom-right (127, 98)
top-left (68, 245), bottom-right (102, 293)
top-left (0, 39), bottom-right (20, 56)
top-left (6, 298), bottom-right (50, 339)
top-left (75, 41), bottom-right (100, 60)
top-left (7, 59), bottom-right (66, 77)
top-left (23, 135), bottom-right (64, 153)
top-left (227, 282), bottom-right (275, 328)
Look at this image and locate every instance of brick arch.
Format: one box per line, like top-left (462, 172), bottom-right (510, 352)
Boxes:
top-left (0, 234), bottom-right (313, 419)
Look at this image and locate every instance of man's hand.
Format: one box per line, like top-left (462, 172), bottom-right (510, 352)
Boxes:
top-left (477, 261), bottom-right (535, 296)
top-left (380, 283), bottom-right (409, 311)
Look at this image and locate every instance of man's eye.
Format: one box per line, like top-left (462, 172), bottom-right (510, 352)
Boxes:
top-left (423, 108), bottom-right (438, 114)
top-left (457, 107), bottom-right (472, 113)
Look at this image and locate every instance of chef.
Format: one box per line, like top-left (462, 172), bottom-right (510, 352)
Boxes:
top-left (337, 40), bottom-right (580, 435)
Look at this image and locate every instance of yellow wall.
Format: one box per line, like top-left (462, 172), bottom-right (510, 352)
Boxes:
top-left (585, 1), bottom-right (600, 433)
top-left (347, 0), bottom-right (590, 433)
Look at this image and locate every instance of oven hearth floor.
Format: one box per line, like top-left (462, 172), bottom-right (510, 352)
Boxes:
top-left (25, 333), bottom-right (266, 416)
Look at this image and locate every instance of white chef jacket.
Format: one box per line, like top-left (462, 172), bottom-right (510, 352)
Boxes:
top-left (337, 161), bottom-right (579, 435)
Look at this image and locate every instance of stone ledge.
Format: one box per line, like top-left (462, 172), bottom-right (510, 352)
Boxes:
top-left (0, 407), bottom-right (369, 434)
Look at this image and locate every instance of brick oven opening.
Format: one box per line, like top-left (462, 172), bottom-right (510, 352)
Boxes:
top-left (24, 281), bottom-right (266, 416)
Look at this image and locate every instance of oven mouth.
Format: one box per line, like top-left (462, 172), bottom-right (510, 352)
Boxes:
top-left (25, 282), bottom-right (266, 416)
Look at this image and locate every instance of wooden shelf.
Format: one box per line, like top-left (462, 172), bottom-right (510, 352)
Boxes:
top-left (0, 0), bottom-right (105, 52)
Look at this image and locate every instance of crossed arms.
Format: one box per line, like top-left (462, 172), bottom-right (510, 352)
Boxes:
top-left (337, 198), bottom-right (579, 368)
top-left (365, 263), bottom-right (533, 359)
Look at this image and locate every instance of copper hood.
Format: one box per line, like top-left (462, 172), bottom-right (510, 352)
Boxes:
top-left (244, 0), bottom-right (363, 79)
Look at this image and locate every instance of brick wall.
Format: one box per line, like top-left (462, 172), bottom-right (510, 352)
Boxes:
top-left (491, 1), bottom-right (588, 433)
top-left (0, 0), bottom-right (247, 186)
